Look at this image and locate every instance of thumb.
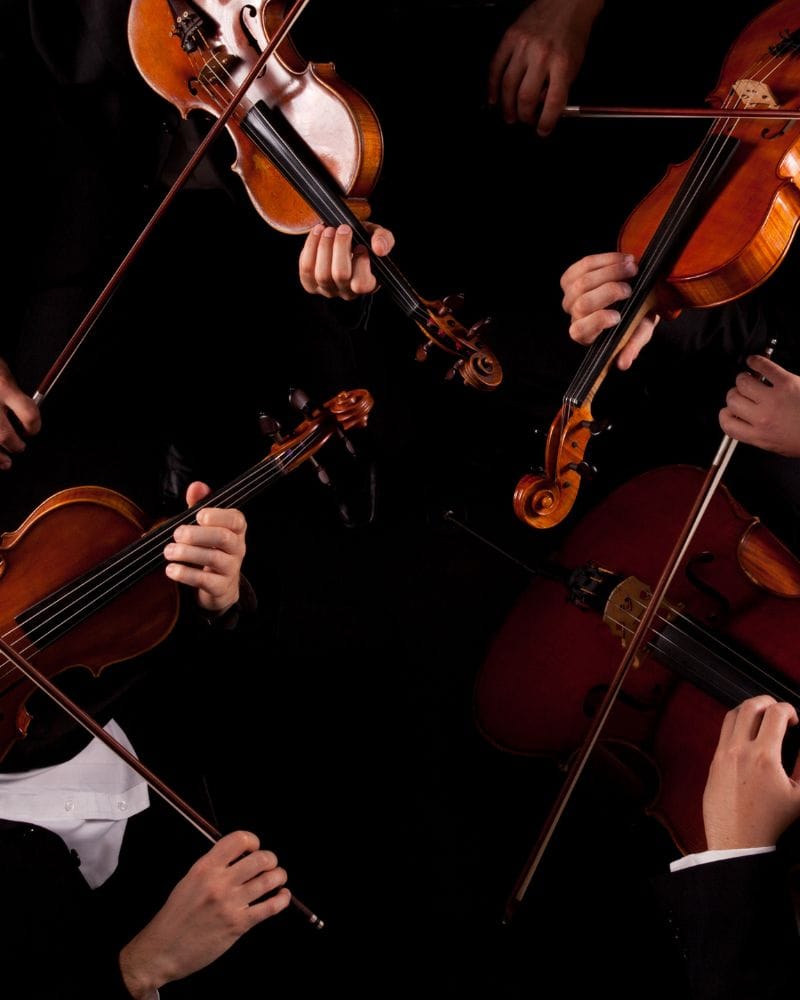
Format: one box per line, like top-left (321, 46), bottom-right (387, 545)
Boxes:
top-left (747, 354), bottom-right (786, 384)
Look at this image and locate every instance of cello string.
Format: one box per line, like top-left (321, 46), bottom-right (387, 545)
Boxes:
top-left (506, 436), bottom-right (740, 915)
top-left (507, 38), bottom-right (799, 913)
top-left (603, 601), bottom-right (800, 705)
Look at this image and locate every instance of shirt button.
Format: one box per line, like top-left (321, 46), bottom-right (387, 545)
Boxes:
top-left (117, 800), bottom-right (127, 811)
top-left (64, 800), bottom-right (74, 812)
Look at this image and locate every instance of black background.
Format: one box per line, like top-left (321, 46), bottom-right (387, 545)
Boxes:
top-left (0, 1), bottom-right (789, 996)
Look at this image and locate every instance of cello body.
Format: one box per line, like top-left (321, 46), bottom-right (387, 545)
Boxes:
top-left (477, 465), bottom-right (800, 853)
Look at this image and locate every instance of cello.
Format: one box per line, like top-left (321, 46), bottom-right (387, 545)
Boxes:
top-left (482, 0), bottom-right (800, 916)
top-left (476, 464), bottom-right (800, 860)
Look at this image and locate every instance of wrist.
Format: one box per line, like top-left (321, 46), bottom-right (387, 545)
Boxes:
top-left (119, 939), bottom-right (168, 999)
top-left (199, 594), bottom-right (241, 629)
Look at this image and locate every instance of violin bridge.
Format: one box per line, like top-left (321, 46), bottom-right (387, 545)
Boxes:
top-left (198, 48), bottom-right (238, 90)
top-left (731, 79), bottom-right (779, 109)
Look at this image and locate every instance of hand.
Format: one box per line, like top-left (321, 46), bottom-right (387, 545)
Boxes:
top-left (119, 830), bottom-right (290, 998)
top-left (560, 251), bottom-right (659, 369)
top-left (487, 0), bottom-right (604, 135)
top-left (703, 695), bottom-right (800, 850)
top-left (298, 222), bottom-right (395, 300)
top-left (0, 357), bottom-right (41, 470)
top-left (719, 355), bottom-right (800, 457)
top-left (163, 482), bottom-right (246, 615)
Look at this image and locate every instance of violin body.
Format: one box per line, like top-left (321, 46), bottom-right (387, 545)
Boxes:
top-left (128, 0), bottom-right (382, 233)
top-left (126, 1), bottom-right (502, 388)
top-left (515, 0), bottom-right (800, 528)
top-left (0, 389), bottom-right (372, 762)
top-left (620, 0), bottom-right (800, 310)
top-left (0, 488), bottom-right (178, 748)
top-left (477, 465), bottom-right (800, 853)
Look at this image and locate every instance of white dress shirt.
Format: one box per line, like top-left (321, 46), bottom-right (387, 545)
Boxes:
top-left (670, 845), bottom-right (775, 872)
top-left (0, 719), bottom-right (150, 887)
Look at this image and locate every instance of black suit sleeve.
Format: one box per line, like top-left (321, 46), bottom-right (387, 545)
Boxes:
top-left (652, 853), bottom-right (800, 1000)
top-left (0, 820), bottom-right (133, 999)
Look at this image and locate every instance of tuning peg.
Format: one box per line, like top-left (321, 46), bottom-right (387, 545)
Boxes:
top-left (444, 359), bottom-right (465, 381)
top-left (258, 411), bottom-right (283, 442)
top-left (289, 386), bottom-right (357, 458)
top-left (468, 316), bottom-right (493, 339)
top-left (566, 460), bottom-right (597, 480)
top-left (416, 341), bottom-right (434, 362)
top-left (578, 417), bottom-right (612, 436)
top-left (441, 292), bottom-right (465, 313)
top-left (283, 388), bottom-right (335, 481)
top-left (288, 386), bottom-right (313, 415)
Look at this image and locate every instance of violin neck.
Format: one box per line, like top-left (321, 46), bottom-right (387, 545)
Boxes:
top-left (241, 101), bottom-right (430, 326)
top-left (16, 426), bottom-right (326, 651)
top-left (565, 131), bottom-right (741, 408)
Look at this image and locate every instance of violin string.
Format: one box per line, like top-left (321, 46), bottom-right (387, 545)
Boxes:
top-left (603, 591), bottom-right (800, 705)
top-left (0, 424), bottom-right (326, 652)
top-left (589, 39), bottom-right (795, 383)
top-left (0, 439), bottom-right (316, 688)
top-left (564, 43), bottom-right (790, 414)
top-left (193, 41), bottom-right (424, 317)
top-left (559, 102), bottom-right (733, 414)
top-left (602, 41), bottom-right (795, 384)
top-left (0, 427), bottom-right (328, 687)
top-left (191, 35), bottom-right (488, 364)
top-left (240, 105), bottom-right (424, 318)
top-left (566, 106), bottom-right (741, 404)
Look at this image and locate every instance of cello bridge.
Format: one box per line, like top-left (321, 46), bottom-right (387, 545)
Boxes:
top-left (602, 575), bottom-right (682, 669)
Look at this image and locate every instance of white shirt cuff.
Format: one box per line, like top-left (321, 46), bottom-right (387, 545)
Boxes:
top-left (670, 845), bottom-right (776, 872)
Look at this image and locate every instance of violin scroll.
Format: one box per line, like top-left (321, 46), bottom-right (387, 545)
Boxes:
top-left (324, 388), bottom-right (373, 430)
top-left (517, 1), bottom-right (800, 528)
top-left (415, 299), bottom-right (502, 390)
top-left (267, 388), bottom-right (372, 474)
top-left (513, 403), bottom-right (599, 528)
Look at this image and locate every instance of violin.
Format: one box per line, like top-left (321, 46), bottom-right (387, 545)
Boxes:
top-left (514, 0), bottom-right (800, 530)
top-left (475, 464), bottom-right (800, 856)
top-left (125, 0), bottom-right (502, 390)
top-left (0, 388), bottom-right (371, 762)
